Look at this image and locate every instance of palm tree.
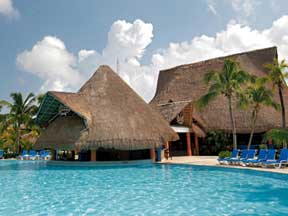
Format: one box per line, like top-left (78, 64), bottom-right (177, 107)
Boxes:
top-left (263, 128), bottom-right (288, 149)
top-left (238, 78), bottom-right (279, 150)
top-left (0, 92), bottom-right (37, 153)
top-left (265, 58), bottom-right (288, 128)
top-left (0, 105), bottom-right (8, 133)
top-left (197, 59), bottom-right (251, 149)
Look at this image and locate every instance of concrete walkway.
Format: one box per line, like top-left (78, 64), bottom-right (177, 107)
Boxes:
top-left (161, 156), bottom-right (288, 175)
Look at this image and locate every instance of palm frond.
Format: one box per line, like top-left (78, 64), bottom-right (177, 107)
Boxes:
top-left (0, 100), bottom-right (12, 108)
top-left (237, 91), bottom-right (250, 110)
top-left (263, 128), bottom-right (288, 146)
top-left (265, 58), bottom-right (288, 87)
top-left (196, 91), bottom-right (219, 111)
top-left (203, 70), bottom-right (218, 84)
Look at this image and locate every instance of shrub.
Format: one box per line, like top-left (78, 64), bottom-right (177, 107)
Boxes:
top-left (218, 151), bottom-right (231, 159)
top-left (259, 144), bottom-right (268, 149)
top-left (4, 152), bottom-right (17, 159)
top-left (206, 131), bottom-right (231, 154)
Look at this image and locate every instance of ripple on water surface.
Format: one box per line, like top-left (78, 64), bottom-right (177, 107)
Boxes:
top-left (0, 161), bottom-right (287, 216)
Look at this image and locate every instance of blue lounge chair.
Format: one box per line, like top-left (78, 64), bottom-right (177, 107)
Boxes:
top-left (242, 149), bottom-right (267, 166)
top-left (28, 150), bottom-right (38, 160)
top-left (40, 150), bottom-right (51, 160)
top-left (227, 150), bottom-right (248, 164)
top-left (18, 150), bottom-right (29, 160)
top-left (239, 149), bottom-right (257, 165)
top-left (218, 149), bottom-right (239, 164)
top-left (262, 149), bottom-right (288, 168)
top-left (0, 150), bottom-right (3, 159)
top-left (250, 149), bottom-right (276, 166)
top-left (262, 149), bottom-right (276, 162)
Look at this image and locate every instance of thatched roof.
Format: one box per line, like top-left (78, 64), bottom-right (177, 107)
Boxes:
top-left (151, 100), bottom-right (206, 137)
top-left (34, 65), bottom-right (178, 150)
top-left (35, 115), bottom-right (85, 150)
top-left (150, 47), bottom-right (287, 134)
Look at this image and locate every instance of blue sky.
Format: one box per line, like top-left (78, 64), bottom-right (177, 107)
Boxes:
top-left (1, 0), bottom-right (288, 103)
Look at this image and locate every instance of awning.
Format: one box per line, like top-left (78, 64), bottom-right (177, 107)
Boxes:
top-left (171, 124), bottom-right (206, 137)
top-left (171, 125), bottom-right (192, 133)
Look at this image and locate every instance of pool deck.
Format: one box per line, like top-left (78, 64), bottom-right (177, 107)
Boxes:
top-left (160, 156), bottom-right (288, 174)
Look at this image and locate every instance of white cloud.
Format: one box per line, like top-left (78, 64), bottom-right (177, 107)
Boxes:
top-left (103, 19), bottom-right (153, 61)
top-left (231, 0), bottom-right (254, 17)
top-left (17, 16), bottom-right (288, 102)
top-left (207, 0), bottom-right (217, 15)
top-left (151, 16), bottom-right (288, 71)
top-left (0, 0), bottom-right (19, 18)
top-left (77, 19), bottom-right (155, 100)
top-left (17, 36), bottom-right (84, 91)
top-left (17, 20), bottom-right (155, 99)
top-left (230, 0), bottom-right (261, 24)
top-left (207, 0), bottom-right (260, 24)
top-left (78, 50), bottom-right (96, 62)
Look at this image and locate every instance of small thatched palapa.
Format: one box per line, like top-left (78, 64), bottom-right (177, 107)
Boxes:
top-left (150, 47), bottom-right (288, 134)
top-left (34, 65), bottom-right (178, 150)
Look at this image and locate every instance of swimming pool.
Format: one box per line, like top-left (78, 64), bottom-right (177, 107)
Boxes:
top-left (0, 161), bottom-right (287, 216)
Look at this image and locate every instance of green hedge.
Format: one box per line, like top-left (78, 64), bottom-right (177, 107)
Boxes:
top-left (218, 151), bottom-right (232, 159)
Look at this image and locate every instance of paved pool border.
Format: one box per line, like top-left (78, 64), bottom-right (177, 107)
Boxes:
top-left (160, 156), bottom-right (288, 175)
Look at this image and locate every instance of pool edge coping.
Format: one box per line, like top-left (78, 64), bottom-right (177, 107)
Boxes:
top-left (160, 160), bottom-right (288, 175)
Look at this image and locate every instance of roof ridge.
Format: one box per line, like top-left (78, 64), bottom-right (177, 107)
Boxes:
top-left (158, 100), bottom-right (192, 106)
top-left (49, 91), bottom-right (76, 95)
top-left (160, 46), bottom-right (277, 73)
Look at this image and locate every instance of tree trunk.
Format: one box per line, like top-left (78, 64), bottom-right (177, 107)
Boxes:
top-left (247, 110), bottom-right (258, 150)
top-left (16, 126), bottom-right (20, 154)
top-left (228, 97), bottom-right (237, 149)
top-left (278, 85), bottom-right (287, 149)
top-left (278, 85), bottom-right (286, 128)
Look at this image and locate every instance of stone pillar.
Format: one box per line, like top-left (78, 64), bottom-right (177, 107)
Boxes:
top-left (186, 132), bottom-right (192, 156)
top-left (195, 135), bottom-right (199, 155)
top-left (91, 150), bottom-right (97, 161)
top-left (150, 148), bottom-right (156, 161)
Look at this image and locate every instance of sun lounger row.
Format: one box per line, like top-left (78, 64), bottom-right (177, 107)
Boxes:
top-left (218, 149), bottom-right (288, 168)
top-left (18, 150), bottom-right (51, 160)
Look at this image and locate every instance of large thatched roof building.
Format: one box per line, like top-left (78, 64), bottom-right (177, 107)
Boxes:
top-left (34, 65), bottom-right (178, 161)
top-left (150, 47), bottom-right (287, 156)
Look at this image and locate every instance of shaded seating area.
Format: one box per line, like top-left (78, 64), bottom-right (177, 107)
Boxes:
top-left (241, 149), bottom-right (268, 166)
top-left (218, 149), bottom-right (288, 169)
top-left (218, 149), bottom-right (239, 164)
top-left (18, 149), bottom-right (51, 160)
top-left (18, 150), bottom-right (29, 160)
top-left (262, 149), bottom-right (288, 168)
top-left (0, 150), bottom-right (3, 159)
top-left (33, 66), bottom-right (178, 162)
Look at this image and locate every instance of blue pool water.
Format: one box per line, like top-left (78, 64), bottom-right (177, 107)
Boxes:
top-left (0, 161), bottom-right (287, 216)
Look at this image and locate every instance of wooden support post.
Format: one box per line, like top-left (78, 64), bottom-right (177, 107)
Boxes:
top-left (150, 148), bottom-right (156, 161)
top-left (195, 135), bottom-right (199, 155)
top-left (186, 132), bottom-right (192, 156)
top-left (119, 151), bottom-right (130, 160)
top-left (91, 150), bottom-right (97, 161)
top-left (51, 149), bottom-right (56, 160)
top-left (165, 141), bottom-right (170, 159)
